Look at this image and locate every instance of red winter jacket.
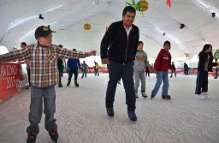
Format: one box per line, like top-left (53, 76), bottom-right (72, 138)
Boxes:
top-left (154, 49), bottom-right (172, 71)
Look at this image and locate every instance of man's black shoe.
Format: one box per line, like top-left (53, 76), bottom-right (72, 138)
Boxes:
top-left (106, 107), bottom-right (114, 117)
top-left (75, 83), bottom-right (79, 87)
top-left (74, 80), bottom-right (79, 87)
top-left (166, 95), bottom-right (171, 100)
top-left (49, 129), bottom-right (58, 143)
top-left (128, 111), bottom-right (137, 121)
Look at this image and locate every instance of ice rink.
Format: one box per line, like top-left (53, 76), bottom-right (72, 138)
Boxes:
top-left (0, 73), bottom-right (219, 143)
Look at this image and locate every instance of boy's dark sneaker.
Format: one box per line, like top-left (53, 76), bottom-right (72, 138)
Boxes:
top-left (49, 129), bottom-right (58, 143)
top-left (27, 133), bottom-right (37, 143)
top-left (127, 111), bottom-right (137, 121)
top-left (162, 95), bottom-right (166, 99)
top-left (162, 95), bottom-right (171, 100)
top-left (142, 92), bottom-right (148, 98)
top-left (106, 107), bottom-right (114, 117)
top-left (151, 94), bottom-right (156, 99)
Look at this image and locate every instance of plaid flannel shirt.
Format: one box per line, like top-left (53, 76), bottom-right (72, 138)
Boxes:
top-left (0, 44), bottom-right (90, 87)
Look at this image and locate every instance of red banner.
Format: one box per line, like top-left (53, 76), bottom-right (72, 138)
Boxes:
top-left (0, 62), bottom-right (26, 102)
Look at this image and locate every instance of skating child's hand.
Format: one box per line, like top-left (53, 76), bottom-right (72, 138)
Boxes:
top-left (89, 50), bottom-right (96, 56)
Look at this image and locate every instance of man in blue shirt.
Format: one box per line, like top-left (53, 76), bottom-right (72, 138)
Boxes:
top-left (67, 49), bottom-right (80, 87)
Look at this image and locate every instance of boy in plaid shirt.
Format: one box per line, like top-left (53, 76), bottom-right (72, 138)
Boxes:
top-left (0, 25), bottom-right (96, 143)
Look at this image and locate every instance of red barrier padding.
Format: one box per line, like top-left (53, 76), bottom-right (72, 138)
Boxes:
top-left (0, 62), bottom-right (26, 102)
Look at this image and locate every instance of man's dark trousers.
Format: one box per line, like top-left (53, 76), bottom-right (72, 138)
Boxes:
top-left (106, 60), bottom-right (136, 111)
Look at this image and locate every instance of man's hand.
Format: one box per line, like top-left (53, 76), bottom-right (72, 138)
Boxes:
top-left (89, 50), bottom-right (96, 56)
top-left (0, 56), bottom-right (3, 63)
top-left (102, 58), bottom-right (109, 64)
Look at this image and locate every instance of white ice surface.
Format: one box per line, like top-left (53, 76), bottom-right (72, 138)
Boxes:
top-left (0, 74), bottom-right (219, 143)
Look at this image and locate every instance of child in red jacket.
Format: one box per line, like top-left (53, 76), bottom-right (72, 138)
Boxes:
top-left (151, 41), bottom-right (172, 99)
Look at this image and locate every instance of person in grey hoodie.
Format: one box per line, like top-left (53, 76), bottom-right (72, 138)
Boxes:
top-left (134, 41), bottom-right (148, 98)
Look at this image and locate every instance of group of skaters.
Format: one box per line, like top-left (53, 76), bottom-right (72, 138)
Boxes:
top-left (100, 6), bottom-right (219, 124)
top-left (133, 42), bottom-right (218, 101)
top-left (0, 5), bottom-right (219, 143)
top-left (168, 59), bottom-right (218, 79)
top-left (132, 40), bottom-right (172, 100)
top-left (171, 62), bottom-right (190, 77)
top-left (57, 47), bottom-right (100, 88)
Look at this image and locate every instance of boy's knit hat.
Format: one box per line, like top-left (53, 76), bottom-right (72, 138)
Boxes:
top-left (35, 25), bottom-right (54, 39)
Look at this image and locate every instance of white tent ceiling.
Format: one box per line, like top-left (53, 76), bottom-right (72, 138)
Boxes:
top-left (1, 0), bottom-right (219, 58)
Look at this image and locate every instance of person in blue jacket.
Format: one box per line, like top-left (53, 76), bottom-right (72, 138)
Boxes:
top-left (67, 49), bottom-right (80, 87)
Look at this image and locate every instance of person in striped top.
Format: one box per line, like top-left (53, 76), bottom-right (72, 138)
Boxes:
top-left (0, 25), bottom-right (96, 143)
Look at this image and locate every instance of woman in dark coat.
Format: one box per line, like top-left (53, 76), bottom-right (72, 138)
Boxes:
top-left (195, 44), bottom-right (217, 99)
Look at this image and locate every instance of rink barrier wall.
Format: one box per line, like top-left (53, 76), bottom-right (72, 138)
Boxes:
top-left (85, 67), bottom-right (216, 76)
top-left (0, 62), bottom-right (28, 103)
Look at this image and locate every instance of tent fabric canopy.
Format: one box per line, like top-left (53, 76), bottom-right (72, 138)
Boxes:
top-left (1, 0), bottom-right (219, 58)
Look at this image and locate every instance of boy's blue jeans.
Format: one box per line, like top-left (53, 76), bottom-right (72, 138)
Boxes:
top-left (151, 71), bottom-right (169, 96)
top-left (26, 85), bottom-right (57, 135)
top-left (215, 68), bottom-right (218, 78)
